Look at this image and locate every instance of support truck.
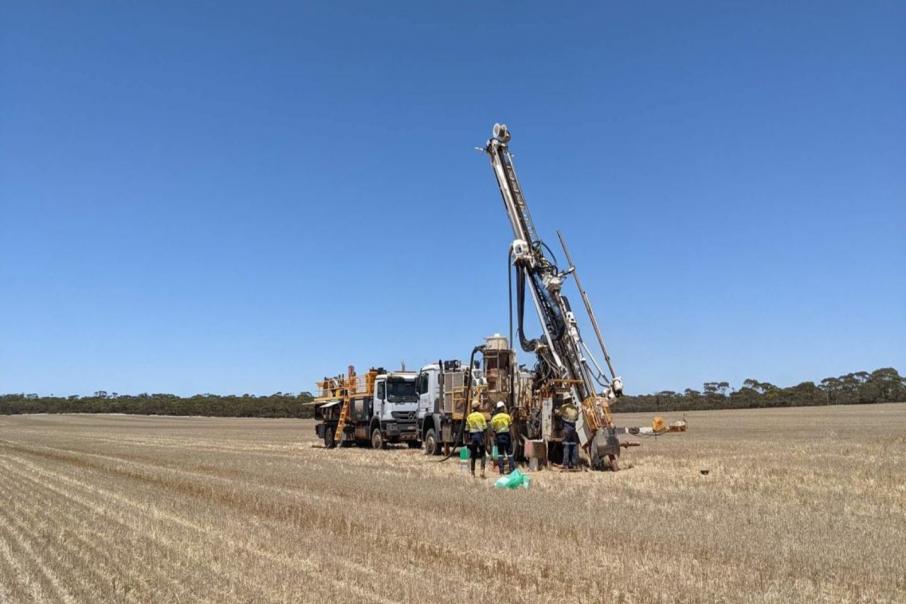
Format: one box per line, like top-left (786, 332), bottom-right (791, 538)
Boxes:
top-left (314, 366), bottom-right (420, 449)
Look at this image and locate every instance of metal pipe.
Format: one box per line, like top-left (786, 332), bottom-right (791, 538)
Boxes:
top-left (581, 340), bottom-right (609, 386)
top-left (524, 266), bottom-right (566, 373)
top-left (556, 230), bottom-right (617, 379)
top-left (508, 248), bottom-right (515, 409)
top-left (488, 141), bottom-right (528, 242)
top-left (498, 146), bottom-right (540, 245)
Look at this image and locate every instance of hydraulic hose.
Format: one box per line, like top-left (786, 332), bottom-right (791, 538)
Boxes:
top-left (516, 264), bottom-right (566, 353)
top-left (515, 267), bottom-right (537, 353)
top-left (538, 240), bottom-right (559, 270)
top-left (439, 345), bottom-right (485, 463)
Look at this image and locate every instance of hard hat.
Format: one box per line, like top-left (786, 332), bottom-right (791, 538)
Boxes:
top-left (471, 400), bottom-right (480, 410)
top-left (495, 401), bottom-right (505, 410)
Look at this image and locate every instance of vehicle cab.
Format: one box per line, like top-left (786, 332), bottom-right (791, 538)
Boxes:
top-left (371, 371), bottom-right (419, 446)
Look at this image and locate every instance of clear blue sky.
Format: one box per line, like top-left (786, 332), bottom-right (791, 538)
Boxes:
top-left (2, 2), bottom-right (904, 397)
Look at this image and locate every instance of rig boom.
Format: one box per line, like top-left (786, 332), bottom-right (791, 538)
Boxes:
top-left (483, 123), bottom-right (624, 468)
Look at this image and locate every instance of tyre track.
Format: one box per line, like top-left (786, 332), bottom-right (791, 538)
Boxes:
top-left (0, 483), bottom-right (94, 604)
top-left (0, 512), bottom-right (38, 603)
top-left (1, 438), bottom-right (567, 602)
top-left (0, 463), bottom-right (165, 603)
top-left (0, 456), bottom-right (262, 604)
top-left (0, 478), bottom-right (73, 603)
top-left (2, 428), bottom-right (309, 459)
top-left (0, 452), bottom-right (393, 604)
top-left (8, 436), bottom-right (533, 603)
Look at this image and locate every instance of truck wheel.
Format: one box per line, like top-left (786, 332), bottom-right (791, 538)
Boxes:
top-left (324, 428), bottom-right (336, 449)
top-left (423, 429), bottom-right (440, 456)
top-left (371, 428), bottom-right (385, 450)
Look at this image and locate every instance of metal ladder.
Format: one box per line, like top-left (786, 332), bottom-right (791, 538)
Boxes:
top-left (334, 396), bottom-right (350, 443)
top-left (333, 368), bottom-right (356, 443)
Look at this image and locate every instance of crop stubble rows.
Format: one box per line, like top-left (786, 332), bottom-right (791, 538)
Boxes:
top-left (0, 404), bottom-right (904, 603)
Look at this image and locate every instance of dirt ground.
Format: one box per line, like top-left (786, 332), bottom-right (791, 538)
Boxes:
top-left (1, 404), bottom-right (904, 603)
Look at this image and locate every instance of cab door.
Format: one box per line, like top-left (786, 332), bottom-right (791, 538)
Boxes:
top-left (416, 369), bottom-right (433, 418)
top-left (373, 378), bottom-right (386, 423)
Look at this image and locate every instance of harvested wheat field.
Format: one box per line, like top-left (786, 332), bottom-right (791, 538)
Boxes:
top-left (1, 404), bottom-right (904, 603)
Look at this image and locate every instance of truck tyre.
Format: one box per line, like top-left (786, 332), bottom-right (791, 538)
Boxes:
top-left (371, 428), bottom-right (385, 450)
top-left (324, 428), bottom-right (336, 449)
top-left (423, 428), bottom-right (440, 456)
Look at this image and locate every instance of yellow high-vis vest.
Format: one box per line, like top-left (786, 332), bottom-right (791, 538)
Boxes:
top-left (491, 412), bottom-right (512, 434)
top-left (466, 411), bottom-right (487, 433)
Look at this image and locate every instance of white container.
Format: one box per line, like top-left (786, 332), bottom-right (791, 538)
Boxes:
top-left (485, 333), bottom-right (509, 350)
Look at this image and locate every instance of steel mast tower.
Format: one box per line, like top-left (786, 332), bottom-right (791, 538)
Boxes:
top-left (483, 123), bottom-right (624, 469)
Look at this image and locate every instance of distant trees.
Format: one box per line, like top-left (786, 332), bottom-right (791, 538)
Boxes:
top-left (616, 367), bottom-right (905, 413)
top-left (1, 368), bottom-right (903, 417)
top-left (0, 392), bottom-right (316, 418)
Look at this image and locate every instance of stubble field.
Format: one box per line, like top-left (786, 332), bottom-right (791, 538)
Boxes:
top-left (0, 404), bottom-right (904, 603)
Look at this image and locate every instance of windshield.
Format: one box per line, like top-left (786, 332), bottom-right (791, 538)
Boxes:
top-left (387, 379), bottom-right (417, 403)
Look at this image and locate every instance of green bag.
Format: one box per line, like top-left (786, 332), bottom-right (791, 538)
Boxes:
top-left (494, 469), bottom-right (531, 489)
top-left (459, 447), bottom-right (469, 461)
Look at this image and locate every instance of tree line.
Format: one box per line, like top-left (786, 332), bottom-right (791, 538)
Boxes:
top-left (0, 392), bottom-right (316, 418)
top-left (616, 367), bottom-right (905, 413)
top-left (1, 367), bottom-right (902, 417)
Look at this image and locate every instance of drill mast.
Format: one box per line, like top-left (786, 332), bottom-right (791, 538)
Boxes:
top-left (483, 123), bottom-right (623, 465)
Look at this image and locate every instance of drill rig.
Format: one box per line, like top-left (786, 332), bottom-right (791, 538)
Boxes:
top-left (483, 123), bottom-right (625, 470)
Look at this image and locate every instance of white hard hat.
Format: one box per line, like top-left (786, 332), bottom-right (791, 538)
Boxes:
top-left (495, 401), bottom-right (505, 410)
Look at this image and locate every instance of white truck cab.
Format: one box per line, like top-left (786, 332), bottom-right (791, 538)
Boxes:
top-left (371, 372), bottom-right (419, 447)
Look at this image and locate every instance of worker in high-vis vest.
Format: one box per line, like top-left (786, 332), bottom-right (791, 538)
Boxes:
top-left (490, 401), bottom-right (514, 475)
top-left (562, 418), bottom-right (579, 470)
top-left (465, 400), bottom-right (487, 478)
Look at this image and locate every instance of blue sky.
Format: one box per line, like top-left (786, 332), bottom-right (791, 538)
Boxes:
top-left (2, 2), bottom-right (904, 397)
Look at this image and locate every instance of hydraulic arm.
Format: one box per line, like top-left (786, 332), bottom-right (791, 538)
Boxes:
top-left (483, 123), bottom-right (624, 468)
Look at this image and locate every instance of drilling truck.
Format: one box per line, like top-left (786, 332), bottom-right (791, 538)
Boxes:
top-left (482, 123), bottom-right (626, 470)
